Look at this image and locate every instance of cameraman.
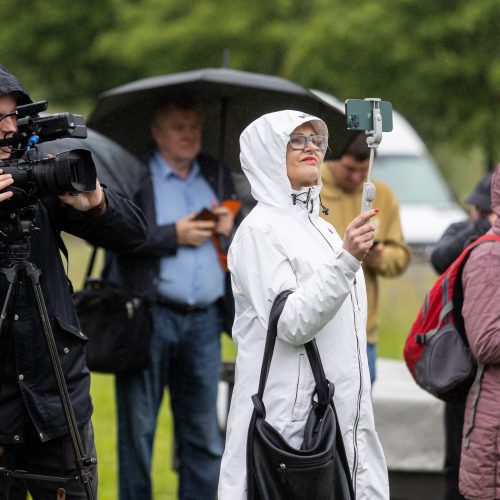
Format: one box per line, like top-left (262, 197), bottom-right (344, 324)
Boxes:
top-left (0, 65), bottom-right (147, 499)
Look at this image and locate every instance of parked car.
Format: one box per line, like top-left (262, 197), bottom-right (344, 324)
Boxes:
top-left (311, 90), bottom-right (467, 255)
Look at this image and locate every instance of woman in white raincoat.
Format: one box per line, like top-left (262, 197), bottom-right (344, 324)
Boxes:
top-left (218, 110), bottom-right (389, 500)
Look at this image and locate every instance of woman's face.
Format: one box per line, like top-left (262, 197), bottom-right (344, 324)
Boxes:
top-left (286, 122), bottom-right (324, 190)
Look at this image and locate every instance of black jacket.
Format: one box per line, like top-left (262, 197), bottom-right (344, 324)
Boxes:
top-left (102, 153), bottom-right (239, 331)
top-left (0, 189), bottom-right (147, 444)
top-left (430, 217), bottom-right (492, 274)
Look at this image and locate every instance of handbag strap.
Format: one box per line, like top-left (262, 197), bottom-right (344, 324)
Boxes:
top-left (252, 290), bottom-right (333, 417)
top-left (305, 340), bottom-right (335, 406)
top-left (248, 290), bottom-right (355, 500)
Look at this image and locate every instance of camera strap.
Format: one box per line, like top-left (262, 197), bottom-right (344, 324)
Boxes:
top-left (83, 247), bottom-right (99, 286)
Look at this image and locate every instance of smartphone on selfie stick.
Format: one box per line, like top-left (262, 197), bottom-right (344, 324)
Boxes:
top-left (344, 98), bottom-right (393, 215)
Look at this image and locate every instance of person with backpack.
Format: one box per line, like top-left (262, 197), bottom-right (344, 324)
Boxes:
top-left (430, 172), bottom-right (495, 500)
top-left (458, 163), bottom-right (500, 499)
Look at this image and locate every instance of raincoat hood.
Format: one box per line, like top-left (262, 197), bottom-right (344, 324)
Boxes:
top-left (0, 65), bottom-right (31, 105)
top-left (240, 110), bottom-right (327, 213)
top-left (492, 163), bottom-right (500, 234)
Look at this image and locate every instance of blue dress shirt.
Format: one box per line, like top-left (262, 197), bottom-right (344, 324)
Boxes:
top-left (150, 152), bottom-right (225, 306)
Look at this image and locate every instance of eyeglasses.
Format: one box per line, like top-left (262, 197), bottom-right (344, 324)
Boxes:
top-left (288, 134), bottom-right (327, 152)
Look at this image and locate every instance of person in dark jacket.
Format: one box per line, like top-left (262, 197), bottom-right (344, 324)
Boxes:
top-left (0, 65), bottom-right (147, 499)
top-left (431, 172), bottom-right (494, 274)
top-left (430, 171), bottom-right (496, 500)
top-left (103, 100), bottom-right (239, 500)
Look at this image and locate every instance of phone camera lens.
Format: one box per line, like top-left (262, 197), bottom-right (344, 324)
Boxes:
top-left (348, 114), bottom-right (360, 129)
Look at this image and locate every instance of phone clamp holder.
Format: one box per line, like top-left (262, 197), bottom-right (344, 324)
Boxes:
top-left (364, 98), bottom-right (384, 148)
top-left (362, 98), bottom-right (384, 214)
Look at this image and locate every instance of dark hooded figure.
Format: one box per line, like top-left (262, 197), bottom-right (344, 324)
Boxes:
top-left (0, 64), bottom-right (147, 498)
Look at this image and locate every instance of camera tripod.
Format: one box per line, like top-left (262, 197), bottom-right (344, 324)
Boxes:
top-left (0, 208), bottom-right (96, 500)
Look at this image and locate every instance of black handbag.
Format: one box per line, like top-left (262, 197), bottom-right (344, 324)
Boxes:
top-left (247, 290), bottom-right (355, 500)
top-left (73, 247), bottom-right (152, 374)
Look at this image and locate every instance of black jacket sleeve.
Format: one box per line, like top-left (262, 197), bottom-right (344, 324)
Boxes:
top-left (430, 218), bottom-right (492, 274)
top-left (124, 179), bottom-right (178, 257)
top-left (55, 187), bottom-right (148, 253)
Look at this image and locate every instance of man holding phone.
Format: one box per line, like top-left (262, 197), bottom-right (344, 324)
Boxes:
top-left (320, 133), bottom-right (410, 385)
top-left (103, 99), bottom-right (239, 500)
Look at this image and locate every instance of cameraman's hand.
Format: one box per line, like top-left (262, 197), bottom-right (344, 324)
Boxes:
top-left (59, 179), bottom-right (106, 215)
top-left (176, 213), bottom-right (216, 246)
top-left (342, 208), bottom-right (379, 261)
top-left (0, 170), bottom-right (14, 203)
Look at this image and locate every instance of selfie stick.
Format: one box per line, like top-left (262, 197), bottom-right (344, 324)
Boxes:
top-left (360, 98), bottom-right (384, 215)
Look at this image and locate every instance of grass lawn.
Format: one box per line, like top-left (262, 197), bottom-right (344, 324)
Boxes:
top-left (63, 235), bottom-right (437, 499)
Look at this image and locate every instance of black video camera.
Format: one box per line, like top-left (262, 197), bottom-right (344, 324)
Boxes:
top-left (0, 101), bottom-right (96, 209)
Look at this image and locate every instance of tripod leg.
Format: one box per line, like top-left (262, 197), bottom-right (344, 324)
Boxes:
top-left (0, 266), bottom-right (20, 400)
top-left (25, 263), bottom-right (96, 500)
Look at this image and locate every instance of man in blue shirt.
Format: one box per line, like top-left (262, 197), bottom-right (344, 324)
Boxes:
top-left (105, 100), bottom-right (238, 500)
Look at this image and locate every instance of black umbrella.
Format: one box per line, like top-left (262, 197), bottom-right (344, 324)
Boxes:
top-left (36, 128), bottom-right (147, 199)
top-left (88, 68), bottom-right (357, 197)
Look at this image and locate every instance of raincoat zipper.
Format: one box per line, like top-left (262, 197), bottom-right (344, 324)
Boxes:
top-left (291, 352), bottom-right (305, 421)
top-left (307, 213), bottom-right (362, 491)
top-left (352, 277), bottom-right (362, 311)
top-left (349, 292), bottom-right (363, 493)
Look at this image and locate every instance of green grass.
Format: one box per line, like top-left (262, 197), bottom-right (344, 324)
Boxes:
top-left (90, 335), bottom-right (236, 499)
top-left (62, 234), bottom-right (434, 499)
top-left (90, 374), bottom-right (177, 499)
top-left (377, 253), bottom-right (437, 359)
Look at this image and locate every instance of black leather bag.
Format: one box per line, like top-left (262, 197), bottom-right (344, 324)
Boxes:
top-left (246, 290), bottom-right (355, 500)
top-left (73, 248), bottom-right (152, 374)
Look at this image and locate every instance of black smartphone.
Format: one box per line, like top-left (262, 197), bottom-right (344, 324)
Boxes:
top-left (193, 208), bottom-right (218, 222)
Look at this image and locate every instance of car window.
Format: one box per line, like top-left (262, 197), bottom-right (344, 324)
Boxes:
top-left (373, 155), bottom-right (456, 204)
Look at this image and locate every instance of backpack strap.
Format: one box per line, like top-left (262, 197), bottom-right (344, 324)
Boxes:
top-left (418, 234), bottom-right (500, 345)
top-left (424, 300), bottom-right (455, 342)
top-left (451, 233), bottom-right (500, 337)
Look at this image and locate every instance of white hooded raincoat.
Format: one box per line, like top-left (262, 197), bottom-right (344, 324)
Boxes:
top-left (218, 110), bottom-right (389, 499)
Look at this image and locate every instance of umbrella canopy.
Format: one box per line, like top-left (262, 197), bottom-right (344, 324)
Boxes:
top-left (88, 68), bottom-right (358, 172)
top-left (36, 128), bottom-right (147, 199)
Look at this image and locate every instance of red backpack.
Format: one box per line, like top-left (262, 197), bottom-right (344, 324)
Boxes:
top-left (403, 233), bottom-right (500, 403)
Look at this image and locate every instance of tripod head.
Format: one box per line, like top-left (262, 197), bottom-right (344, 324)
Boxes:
top-left (0, 205), bottom-right (39, 264)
